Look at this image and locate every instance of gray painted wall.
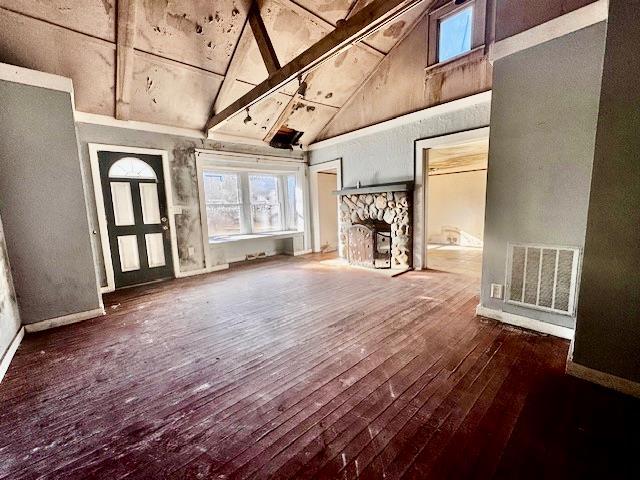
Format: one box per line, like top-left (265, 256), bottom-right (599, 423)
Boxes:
top-left (308, 103), bottom-right (491, 185)
top-left (0, 81), bottom-right (102, 324)
top-left (574, 0), bottom-right (640, 383)
top-left (75, 123), bottom-right (304, 286)
top-left (480, 23), bottom-right (607, 329)
top-left (0, 214), bottom-right (20, 362)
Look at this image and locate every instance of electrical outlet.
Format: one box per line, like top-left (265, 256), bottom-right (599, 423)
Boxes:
top-left (491, 284), bottom-right (503, 299)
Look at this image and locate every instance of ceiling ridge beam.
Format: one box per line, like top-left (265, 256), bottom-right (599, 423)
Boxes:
top-left (248, 1), bottom-right (281, 75)
top-left (115, 0), bottom-right (138, 120)
top-left (205, 0), bottom-right (424, 133)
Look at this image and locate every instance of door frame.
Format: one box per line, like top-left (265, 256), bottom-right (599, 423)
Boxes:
top-left (413, 127), bottom-right (490, 270)
top-left (89, 143), bottom-right (179, 293)
top-left (309, 159), bottom-right (342, 253)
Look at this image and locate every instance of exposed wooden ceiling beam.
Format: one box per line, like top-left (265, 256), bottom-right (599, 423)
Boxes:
top-left (248, 1), bottom-right (281, 75)
top-left (263, 92), bottom-right (304, 143)
top-left (272, 0), bottom-right (385, 58)
top-left (115, 0), bottom-right (138, 120)
top-left (205, 0), bottom-right (423, 132)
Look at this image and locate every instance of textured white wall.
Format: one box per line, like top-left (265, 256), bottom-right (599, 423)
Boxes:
top-left (427, 170), bottom-right (487, 245)
top-left (317, 173), bottom-right (338, 251)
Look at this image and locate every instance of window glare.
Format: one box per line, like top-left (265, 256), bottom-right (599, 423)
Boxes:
top-left (249, 174), bottom-right (281, 232)
top-left (438, 6), bottom-right (473, 62)
top-left (204, 172), bottom-right (239, 204)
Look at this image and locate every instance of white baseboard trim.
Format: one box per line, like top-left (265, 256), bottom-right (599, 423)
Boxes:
top-left (175, 264), bottom-right (230, 278)
top-left (0, 327), bottom-right (24, 384)
top-left (476, 305), bottom-right (574, 340)
top-left (567, 358), bottom-right (640, 399)
top-left (24, 307), bottom-right (106, 333)
top-left (491, 0), bottom-right (608, 62)
top-left (290, 249), bottom-right (313, 257)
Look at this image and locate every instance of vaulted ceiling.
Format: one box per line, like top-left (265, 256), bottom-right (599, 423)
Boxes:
top-left (0, 0), bottom-right (432, 145)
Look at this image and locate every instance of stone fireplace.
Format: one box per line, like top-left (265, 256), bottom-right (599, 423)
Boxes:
top-left (336, 183), bottom-right (412, 270)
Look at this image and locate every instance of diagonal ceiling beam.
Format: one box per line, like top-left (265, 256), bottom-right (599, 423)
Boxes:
top-left (115, 0), bottom-right (138, 120)
top-left (272, 0), bottom-right (385, 58)
top-left (205, 0), bottom-right (423, 132)
top-left (248, 1), bottom-right (281, 75)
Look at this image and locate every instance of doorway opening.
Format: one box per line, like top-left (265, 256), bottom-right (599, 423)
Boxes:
top-left (426, 139), bottom-right (488, 278)
top-left (310, 160), bottom-right (342, 255)
top-left (89, 144), bottom-right (178, 293)
top-left (316, 170), bottom-right (339, 253)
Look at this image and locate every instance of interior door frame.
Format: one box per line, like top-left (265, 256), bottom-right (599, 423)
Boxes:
top-left (89, 143), bottom-right (179, 293)
top-left (413, 126), bottom-right (490, 270)
top-left (309, 159), bottom-right (342, 253)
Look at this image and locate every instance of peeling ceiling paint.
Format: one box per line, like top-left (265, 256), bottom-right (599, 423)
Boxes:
top-left (0, 0), bottom-right (431, 144)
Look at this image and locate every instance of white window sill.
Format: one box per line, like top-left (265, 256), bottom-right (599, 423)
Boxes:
top-left (425, 46), bottom-right (486, 76)
top-left (209, 230), bottom-right (303, 245)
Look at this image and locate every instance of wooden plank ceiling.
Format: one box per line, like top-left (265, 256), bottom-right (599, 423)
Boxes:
top-left (0, 0), bottom-right (430, 145)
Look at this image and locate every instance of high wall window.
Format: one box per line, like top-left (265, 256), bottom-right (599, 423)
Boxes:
top-left (428, 0), bottom-right (486, 66)
top-left (438, 6), bottom-right (473, 62)
top-left (202, 169), bottom-right (298, 240)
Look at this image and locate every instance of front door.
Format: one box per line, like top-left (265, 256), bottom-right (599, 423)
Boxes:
top-left (98, 151), bottom-right (174, 288)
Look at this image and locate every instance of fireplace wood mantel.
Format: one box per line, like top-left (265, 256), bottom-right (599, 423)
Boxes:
top-left (333, 181), bottom-right (414, 196)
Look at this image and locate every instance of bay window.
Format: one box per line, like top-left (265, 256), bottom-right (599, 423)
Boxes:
top-left (202, 169), bottom-right (299, 241)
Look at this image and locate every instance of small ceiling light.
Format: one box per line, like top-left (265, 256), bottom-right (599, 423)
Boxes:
top-left (243, 107), bottom-right (252, 124)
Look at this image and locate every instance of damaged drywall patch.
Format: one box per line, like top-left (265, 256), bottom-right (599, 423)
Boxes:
top-left (171, 146), bottom-right (205, 270)
top-left (100, 0), bottom-right (113, 16)
top-left (383, 20), bottom-right (406, 38)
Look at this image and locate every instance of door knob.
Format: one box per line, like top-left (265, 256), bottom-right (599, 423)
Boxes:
top-left (162, 225), bottom-right (169, 231)
top-left (161, 217), bottom-right (168, 223)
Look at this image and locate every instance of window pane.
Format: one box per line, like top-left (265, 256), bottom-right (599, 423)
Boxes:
top-left (207, 205), bottom-right (241, 237)
top-left (109, 157), bottom-right (157, 180)
top-left (110, 182), bottom-right (135, 226)
top-left (251, 204), bottom-right (281, 233)
top-left (204, 172), bottom-right (240, 204)
top-left (145, 233), bottom-right (166, 268)
top-left (249, 174), bottom-right (279, 204)
top-left (286, 175), bottom-right (296, 230)
top-left (117, 235), bottom-right (140, 272)
top-left (139, 183), bottom-right (161, 224)
top-left (438, 6), bottom-right (473, 62)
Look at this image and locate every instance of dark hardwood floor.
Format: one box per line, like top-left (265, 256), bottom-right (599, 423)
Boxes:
top-left (1, 255), bottom-right (638, 479)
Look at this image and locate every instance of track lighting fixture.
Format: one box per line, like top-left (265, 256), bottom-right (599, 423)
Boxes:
top-left (243, 107), bottom-right (252, 124)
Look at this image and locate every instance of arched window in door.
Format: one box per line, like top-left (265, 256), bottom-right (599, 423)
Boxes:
top-left (108, 157), bottom-right (157, 180)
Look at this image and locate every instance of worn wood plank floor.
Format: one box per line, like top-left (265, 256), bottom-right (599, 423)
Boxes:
top-left (1, 255), bottom-right (638, 479)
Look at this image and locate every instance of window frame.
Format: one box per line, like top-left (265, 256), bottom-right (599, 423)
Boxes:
top-left (428, 0), bottom-right (486, 67)
top-left (202, 171), bottom-right (244, 237)
top-left (247, 173), bottom-right (285, 234)
top-left (200, 167), bottom-right (299, 241)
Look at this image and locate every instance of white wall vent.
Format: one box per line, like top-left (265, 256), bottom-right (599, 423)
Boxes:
top-left (505, 244), bottom-right (581, 316)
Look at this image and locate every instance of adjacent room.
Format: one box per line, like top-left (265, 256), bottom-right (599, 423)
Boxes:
top-left (1, 0), bottom-right (639, 479)
top-left (426, 139), bottom-right (488, 277)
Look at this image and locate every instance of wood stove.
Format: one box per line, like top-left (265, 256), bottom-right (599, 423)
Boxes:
top-left (347, 221), bottom-right (391, 269)
top-left (334, 182), bottom-right (413, 271)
